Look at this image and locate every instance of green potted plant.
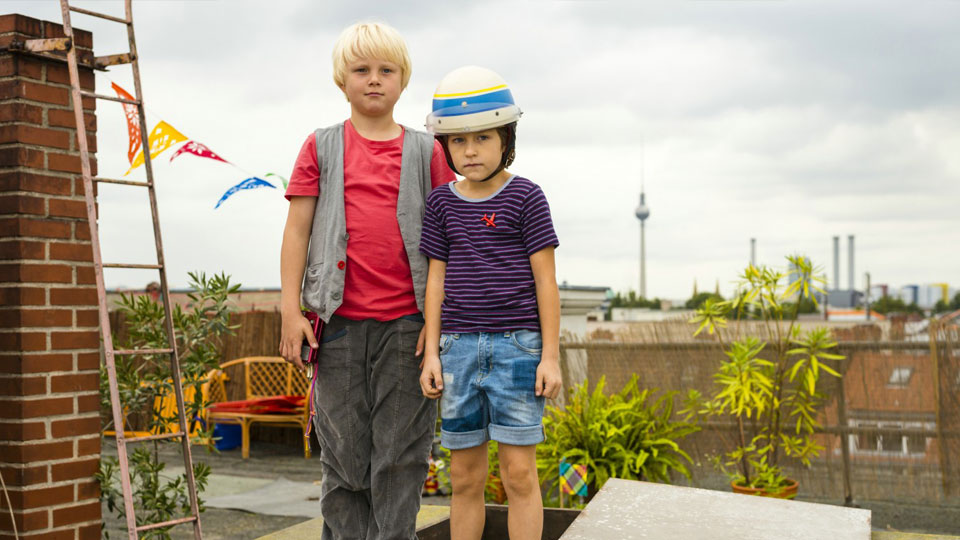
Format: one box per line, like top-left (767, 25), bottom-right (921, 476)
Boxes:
top-left (537, 375), bottom-right (700, 506)
top-left (686, 255), bottom-right (843, 498)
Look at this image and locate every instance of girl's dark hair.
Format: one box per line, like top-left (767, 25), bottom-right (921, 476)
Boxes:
top-left (496, 123), bottom-right (517, 167)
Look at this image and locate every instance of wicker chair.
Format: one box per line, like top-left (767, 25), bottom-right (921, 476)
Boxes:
top-left (205, 356), bottom-right (311, 459)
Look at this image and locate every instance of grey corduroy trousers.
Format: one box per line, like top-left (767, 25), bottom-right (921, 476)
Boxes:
top-left (311, 314), bottom-right (437, 540)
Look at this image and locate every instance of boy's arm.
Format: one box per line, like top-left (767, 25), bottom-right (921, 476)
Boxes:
top-left (419, 257), bottom-right (446, 399)
top-left (530, 246), bottom-right (562, 399)
top-left (279, 196), bottom-right (319, 369)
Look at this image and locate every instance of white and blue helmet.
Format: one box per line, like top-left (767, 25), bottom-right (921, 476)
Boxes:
top-left (426, 66), bottom-right (522, 178)
top-left (426, 66), bottom-right (521, 134)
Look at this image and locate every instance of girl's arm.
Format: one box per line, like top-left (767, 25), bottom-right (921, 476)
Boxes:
top-left (530, 246), bottom-right (562, 399)
top-left (419, 258), bottom-right (447, 399)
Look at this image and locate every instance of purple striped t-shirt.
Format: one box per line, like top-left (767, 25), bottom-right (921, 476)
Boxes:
top-left (419, 176), bottom-right (559, 333)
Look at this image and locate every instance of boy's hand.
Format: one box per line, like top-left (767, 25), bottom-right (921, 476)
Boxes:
top-left (419, 355), bottom-right (443, 399)
top-left (536, 357), bottom-right (562, 400)
top-left (279, 311), bottom-right (317, 371)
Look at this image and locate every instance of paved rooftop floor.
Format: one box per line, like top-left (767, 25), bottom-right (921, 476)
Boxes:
top-left (100, 439), bottom-right (960, 539)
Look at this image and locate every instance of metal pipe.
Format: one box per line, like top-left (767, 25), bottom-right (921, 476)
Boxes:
top-left (750, 238), bottom-right (756, 267)
top-left (832, 236), bottom-right (840, 290)
top-left (848, 235), bottom-right (855, 291)
top-left (865, 272), bottom-right (871, 320)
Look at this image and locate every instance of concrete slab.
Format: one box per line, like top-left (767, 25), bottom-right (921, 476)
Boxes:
top-left (205, 477), bottom-right (323, 518)
top-left (560, 478), bottom-right (871, 540)
top-left (160, 467), bottom-right (275, 500)
top-left (255, 505), bottom-right (451, 540)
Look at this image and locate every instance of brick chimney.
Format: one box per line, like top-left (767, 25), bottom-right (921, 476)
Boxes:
top-left (0, 13), bottom-right (102, 540)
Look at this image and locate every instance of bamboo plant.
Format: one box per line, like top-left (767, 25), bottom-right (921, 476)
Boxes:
top-left (685, 255), bottom-right (844, 493)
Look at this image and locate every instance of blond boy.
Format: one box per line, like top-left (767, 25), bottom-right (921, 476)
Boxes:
top-left (279, 22), bottom-right (454, 539)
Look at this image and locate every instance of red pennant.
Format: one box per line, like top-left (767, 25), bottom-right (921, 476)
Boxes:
top-left (111, 82), bottom-right (141, 165)
top-left (170, 140), bottom-right (230, 165)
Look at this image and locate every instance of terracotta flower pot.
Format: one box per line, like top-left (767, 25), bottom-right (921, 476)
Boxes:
top-left (731, 478), bottom-right (798, 499)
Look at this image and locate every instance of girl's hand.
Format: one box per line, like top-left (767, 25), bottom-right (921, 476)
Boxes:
top-left (419, 355), bottom-right (444, 399)
top-left (536, 358), bottom-right (562, 400)
top-left (279, 311), bottom-right (317, 371)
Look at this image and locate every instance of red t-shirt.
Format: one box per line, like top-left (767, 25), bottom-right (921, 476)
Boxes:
top-left (285, 120), bottom-right (455, 321)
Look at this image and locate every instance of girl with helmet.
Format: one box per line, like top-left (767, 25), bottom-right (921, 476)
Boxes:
top-left (418, 66), bottom-right (562, 540)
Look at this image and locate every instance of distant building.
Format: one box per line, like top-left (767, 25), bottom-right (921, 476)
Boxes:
top-left (869, 284), bottom-right (888, 301)
top-left (828, 289), bottom-right (862, 309)
top-left (916, 283), bottom-right (952, 309)
top-left (610, 308), bottom-right (693, 322)
top-left (898, 285), bottom-right (919, 306)
top-left (827, 309), bottom-right (886, 322)
top-left (559, 284), bottom-right (609, 338)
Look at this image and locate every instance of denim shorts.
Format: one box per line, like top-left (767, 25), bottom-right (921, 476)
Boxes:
top-left (438, 330), bottom-right (546, 450)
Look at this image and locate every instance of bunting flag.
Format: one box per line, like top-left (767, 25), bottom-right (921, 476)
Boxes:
top-left (169, 140), bottom-right (230, 164)
top-left (215, 177), bottom-right (275, 209)
top-left (111, 82), bottom-right (141, 164)
top-left (559, 460), bottom-right (587, 496)
top-left (107, 87), bottom-right (286, 209)
top-left (264, 172), bottom-right (289, 189)
top-left (124, 120), bottom-right (189, 176)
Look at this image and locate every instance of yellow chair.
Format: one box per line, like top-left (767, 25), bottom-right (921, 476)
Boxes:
top-left (205, 357), bottom-right (312, 459)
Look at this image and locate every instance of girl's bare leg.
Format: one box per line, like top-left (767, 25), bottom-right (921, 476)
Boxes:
top-left (450, 444), bottom-right (489, 540)
top-left (498, 443), bottom-right (542, 540)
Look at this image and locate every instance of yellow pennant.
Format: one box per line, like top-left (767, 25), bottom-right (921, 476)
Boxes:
top-left (124, 120), bottom-right (188, 176)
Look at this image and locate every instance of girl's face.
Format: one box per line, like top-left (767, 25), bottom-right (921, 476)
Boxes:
top-left (446, 129), bottom-right (504, 182)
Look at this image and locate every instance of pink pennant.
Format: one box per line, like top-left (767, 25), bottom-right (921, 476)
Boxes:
top-left (111, 82), bottom-right (141, 164)
top-left (170, 140), bottom-right (230, 164)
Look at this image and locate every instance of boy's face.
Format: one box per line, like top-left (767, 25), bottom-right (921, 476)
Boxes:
top-left (340, 57), bottom-right (402, 118)
top-left (447, 129), bottom-right (504, 182)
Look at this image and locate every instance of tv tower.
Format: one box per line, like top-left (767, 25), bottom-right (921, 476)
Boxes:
top-left (635, 142), bottom-right (650, 298)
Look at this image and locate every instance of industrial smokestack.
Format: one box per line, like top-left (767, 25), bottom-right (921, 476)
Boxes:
top-left (848, 235), bottom-right (855, 291)
top-left (832, 236), bottom-right (840, 291)
top-left (750, 238), bottom-right (756, 266)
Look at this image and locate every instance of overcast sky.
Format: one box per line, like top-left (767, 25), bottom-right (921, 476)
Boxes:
top-left (7, 0), bottom-right (960, 299)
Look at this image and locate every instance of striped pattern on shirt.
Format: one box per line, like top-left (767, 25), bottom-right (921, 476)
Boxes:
top-left (419, 176), bottom-right (559, 333)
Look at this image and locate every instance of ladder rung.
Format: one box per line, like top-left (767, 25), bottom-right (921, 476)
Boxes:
top-left (136, 515), bottom-right (197, 533)
top-left (103, 263), bottom-right (162, 270)
top-left (126, 432), bottom-right (185, 444)
top-left (69, 6), bottom-right (129, 25)
top-left (93, 177), bottom-right (152, 187)
top-left (79, 90), bottom-right (140, 106)
top-left (17, 38), bottom-right (71, 53)
top-left (94, 52), bottom-right (136, 69)
top-left (113, 348), bottom-right (174, 356)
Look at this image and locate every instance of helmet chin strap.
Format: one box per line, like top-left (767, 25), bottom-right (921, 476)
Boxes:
top-left (478, 163), bottom-right (506, 182)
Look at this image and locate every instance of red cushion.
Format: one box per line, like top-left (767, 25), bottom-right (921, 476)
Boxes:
top-left (208, 395), bottom-right (305, 414)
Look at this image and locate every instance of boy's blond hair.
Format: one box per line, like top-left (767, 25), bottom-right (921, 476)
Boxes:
top-left (332, 22), bottom-right (412, 91)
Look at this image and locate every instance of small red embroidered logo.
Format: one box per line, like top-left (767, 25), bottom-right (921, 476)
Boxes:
top-left (481, 213), bottom-right (497, 227)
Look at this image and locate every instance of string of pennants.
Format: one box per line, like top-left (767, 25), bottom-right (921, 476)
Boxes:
top-left (111, 82), bottom-right (287, 209)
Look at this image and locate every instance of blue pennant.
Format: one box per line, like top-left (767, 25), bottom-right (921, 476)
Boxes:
top-left (214, 177), bottom-right (276, 209)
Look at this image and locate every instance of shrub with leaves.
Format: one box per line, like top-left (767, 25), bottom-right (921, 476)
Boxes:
top-left (98, 448), bottom-right (211, 539)
top-left (99, 271), bottom-right (238, 538)
top-left (536, 375), bottom-right (699, 507)
top-left (686, 255), bottom-right (843, 493)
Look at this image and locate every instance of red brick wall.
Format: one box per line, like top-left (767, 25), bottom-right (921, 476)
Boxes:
top-left (0, 14), bottom-right (101, 540)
